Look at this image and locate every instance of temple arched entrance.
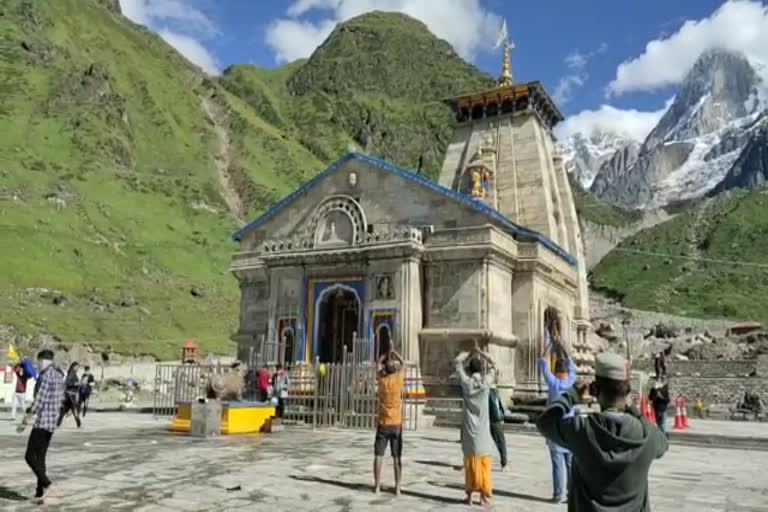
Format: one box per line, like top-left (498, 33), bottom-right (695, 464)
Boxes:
top-left (316, 286), bottom-right (360, 363)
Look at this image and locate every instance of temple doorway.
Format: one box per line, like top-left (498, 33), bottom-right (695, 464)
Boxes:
top-left (317, 287), bottom-right (360, 363)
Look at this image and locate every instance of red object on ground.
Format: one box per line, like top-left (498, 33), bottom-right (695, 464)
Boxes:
top-left (673, 396), bottom-right (685, 430)
top-left (681, 396), bottom-right (690, 428)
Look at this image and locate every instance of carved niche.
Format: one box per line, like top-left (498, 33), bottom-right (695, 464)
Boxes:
top-left (374, 274), bottom-right (395, 300)
top-left (309, 195), bottom-right (367, 248)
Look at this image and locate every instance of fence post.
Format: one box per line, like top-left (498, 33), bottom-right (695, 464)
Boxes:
top-left (312, 356), bottom-right (319, 430)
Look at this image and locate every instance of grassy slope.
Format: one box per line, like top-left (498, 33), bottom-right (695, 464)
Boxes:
top-left (591, 189), bottom-right (768, 321)
top-left (0, 0), bottom-right (322, 358)
top-left (570, 177), bottom-right (641, 228)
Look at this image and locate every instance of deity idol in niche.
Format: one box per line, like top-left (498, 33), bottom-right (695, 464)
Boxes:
top-left (470, 168), bottom-right (484, 198)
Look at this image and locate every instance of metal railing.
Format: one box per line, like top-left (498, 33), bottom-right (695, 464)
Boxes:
top-left (153, 350), bottom-right (425, 431)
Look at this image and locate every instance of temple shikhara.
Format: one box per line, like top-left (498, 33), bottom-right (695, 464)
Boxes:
top-left (229, 37), bottom-right (594, 402)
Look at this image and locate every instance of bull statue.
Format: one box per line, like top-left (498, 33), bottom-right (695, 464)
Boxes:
top-left (205, 361), bottom-right (246, 401)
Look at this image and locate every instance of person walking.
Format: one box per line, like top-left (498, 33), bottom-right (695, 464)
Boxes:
top-left (537, 352), bottom-right (669, 511)
top-left (649, 380), bottom-right (670, 436)
top-left (11, 361), bottom-right (30, 421)
top-left (78, 365), bottom-right (96, 418)
top-left (488, 369), bottom-right (508, 472)
top-left (540, 343), bottom-right (577, 503)
top-left (18, 349), bottom-right (65, 504)
top-left (455, 348), bottom-right (495, 506)
top-left (271, 364), bottom-right (290, 418)
top-left (373, 344), bottom-right (405, 495)
top-left (57, 362), bottom-right (81, 428)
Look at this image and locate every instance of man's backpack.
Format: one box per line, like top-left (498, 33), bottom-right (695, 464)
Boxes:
top-left (488, 388), bottom-right (505, 423)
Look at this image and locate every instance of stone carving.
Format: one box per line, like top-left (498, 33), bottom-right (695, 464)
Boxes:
top-left (428, 262), bottom-right (478, 327)
top-left (317, 211), bottom-right (354, 247)
top-left (375, 274), bottom-right (394, 300)
top-left (205, 364), bottom-right (246, 401)
top-left (308, 195), bottom-right (366, 246)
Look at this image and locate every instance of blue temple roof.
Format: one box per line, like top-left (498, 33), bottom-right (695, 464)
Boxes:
top-left (232, 152), bottom-right (577, 267)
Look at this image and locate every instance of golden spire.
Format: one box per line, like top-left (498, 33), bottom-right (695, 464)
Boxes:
top-left (498, 40), bottom-right (514, 87)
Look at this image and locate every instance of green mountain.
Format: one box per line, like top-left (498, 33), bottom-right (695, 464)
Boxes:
top-left (219, 11), bottom-right (493, 180)
top-left (0, 1), bottom-right (491, 358)
top-left (591, 189), bottom-right (768, 322)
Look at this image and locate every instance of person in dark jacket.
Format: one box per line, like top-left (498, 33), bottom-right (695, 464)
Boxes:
top-left (648, 380), bottom-right (670, 436)
top-left (537, 352), bottom-right (668, 511)
top-left (57, 362), bottom-right (82, 428)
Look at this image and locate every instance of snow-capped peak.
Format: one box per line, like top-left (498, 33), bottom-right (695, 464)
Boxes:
top-left (561, 130), bottom-right (636, 189)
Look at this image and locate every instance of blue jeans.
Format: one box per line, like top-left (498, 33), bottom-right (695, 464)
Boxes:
top-left (656, 410), bottom-right (667, 436)
top-left (549, 446), bottom-right (572, 500)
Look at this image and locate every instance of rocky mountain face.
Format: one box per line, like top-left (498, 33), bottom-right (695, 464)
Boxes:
top-left (588, 49), bottom-right (766, 208)
top-left (561, 131), bottom-right (636, 189)
top-left (710, 120), bottom-right (768, 194)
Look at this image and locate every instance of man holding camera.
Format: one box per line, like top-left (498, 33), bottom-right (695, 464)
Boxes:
top-left (537, 352), bottom-right (668, 511)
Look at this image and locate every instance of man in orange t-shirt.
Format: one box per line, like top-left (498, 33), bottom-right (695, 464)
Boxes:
top-left (373, 345), bottom-right (405, 495)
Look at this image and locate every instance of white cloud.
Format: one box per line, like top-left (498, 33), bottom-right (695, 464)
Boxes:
top-left (607, 0), bottom-right (768, 96)
top-left (552, 44), bottom-right (606, 106)
top-left (555, 98), bottom-right (674, 142)
top-left (266, 0), bottom-right (504, 64)
top-left (157, 29), bottom-right (220, 75)
top-left (119, 0), bottom-right (220, 75)
top-left (287, 0), bottom-right (342, 17)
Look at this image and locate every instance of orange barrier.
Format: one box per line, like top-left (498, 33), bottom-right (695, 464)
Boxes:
top-left (673, 396), bottom-right (685, 430)
top-left (681, 396), bottom-right (689, 428)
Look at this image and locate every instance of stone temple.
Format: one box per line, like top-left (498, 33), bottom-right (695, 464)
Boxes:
top-left (230, 45), bottom-right (594, 402)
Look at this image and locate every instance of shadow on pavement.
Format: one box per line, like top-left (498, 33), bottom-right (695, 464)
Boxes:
top-left (290, 475), bottom-right (466, 505)
top-left (413, 459), bottom-right (462, 471)
top-left (0, 486), bottom-right (28, 502)
top-left (419, 437), bottom-right (461, 444)
top-left (428, 480), bottom-right (551, 504)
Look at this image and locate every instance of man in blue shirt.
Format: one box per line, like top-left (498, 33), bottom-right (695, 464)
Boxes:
top-left (540, 344), bottom-right (577, 503)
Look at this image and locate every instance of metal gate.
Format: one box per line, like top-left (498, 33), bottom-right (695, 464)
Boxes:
top-left (282, 356), bottom-right (422, 431)
top-left (152, 344), bottom-right (424, 431)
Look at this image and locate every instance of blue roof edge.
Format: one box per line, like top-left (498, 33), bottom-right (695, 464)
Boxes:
top-left (231, 152), bottom-right (577, 268)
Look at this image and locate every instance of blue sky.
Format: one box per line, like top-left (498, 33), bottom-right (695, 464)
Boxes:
top-left (119, 1), bottom-right (768, 140)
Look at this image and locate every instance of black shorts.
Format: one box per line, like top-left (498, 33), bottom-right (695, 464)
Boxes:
top-left (374, 425), bottom-right (402, 457)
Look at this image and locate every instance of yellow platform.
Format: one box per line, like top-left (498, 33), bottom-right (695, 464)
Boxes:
top-left (170, 401), bottom-right (276, 434)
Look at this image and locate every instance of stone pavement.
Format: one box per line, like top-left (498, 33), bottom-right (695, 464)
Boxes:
top-left (1, 414), bottom-right (767, 511)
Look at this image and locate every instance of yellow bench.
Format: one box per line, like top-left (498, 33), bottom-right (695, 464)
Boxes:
top-left (170, 401), bottom-right (276, 434)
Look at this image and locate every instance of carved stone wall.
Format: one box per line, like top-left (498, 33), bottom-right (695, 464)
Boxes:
top-left (426, 261), bottom-right (479, 328)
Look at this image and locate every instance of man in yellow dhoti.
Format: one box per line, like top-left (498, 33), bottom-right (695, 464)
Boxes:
top-left (455, 349), bottom-right (496, 506)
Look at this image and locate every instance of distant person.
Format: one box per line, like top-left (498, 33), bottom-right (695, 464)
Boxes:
top-left (18, 349), bottom-right (65, 504)
top-left (694, 393), bottom-right (705, 419)
top-left (648, 380), bottom-right (670, 436)
top-left (256, 364), bottom-right (270, 402)
top-left (78, 365), bottom-right (96, 417)
top-left (11, 361), bottom-right (30, 421)
top-left (57, 362), bottom-right (81, 428)
top-left (271, 364), bottom-right (290, 418)
top-left (487, 369), bottom-right (508, 471)
top-left (540, 343), bottom-right (577, 504)
top-left (537, 352), bottom-right (669, 511)
top-left (455, 349), bottom-right (496, 506)
top-left (373, 344), bottom-right (405, 495)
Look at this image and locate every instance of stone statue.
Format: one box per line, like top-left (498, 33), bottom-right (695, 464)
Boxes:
top-left (205, 363), bottom-right (246, 401)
